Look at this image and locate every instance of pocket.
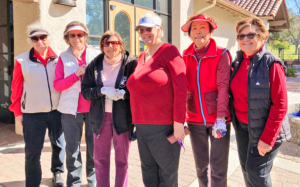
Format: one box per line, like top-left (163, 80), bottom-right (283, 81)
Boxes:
top-left (22, 92), bottom-right (26, 109)
top-left (187, 91), bottom-right (197, 114)
top-left (204, 90), bottom-right (218, 115)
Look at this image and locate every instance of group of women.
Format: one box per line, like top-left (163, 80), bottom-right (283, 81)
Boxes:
top-left (9, 11), bottom-right (291, 187)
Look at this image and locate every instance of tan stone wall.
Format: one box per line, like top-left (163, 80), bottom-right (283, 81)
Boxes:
top-left (13, 0), bottom-right (86, 135)
top-left (171, 0), bottom-right (194, 54)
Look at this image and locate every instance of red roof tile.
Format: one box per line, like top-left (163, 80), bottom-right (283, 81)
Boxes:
top-left (228, 0), bottom-right (284, 17)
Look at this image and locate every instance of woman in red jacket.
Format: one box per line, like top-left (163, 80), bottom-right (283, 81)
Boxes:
top-left (181, 13), bottom-right (231, 187)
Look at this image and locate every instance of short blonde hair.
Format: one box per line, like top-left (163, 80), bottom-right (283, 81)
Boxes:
top-left (99, 30), bottom-right (126, 55)
top-left (236, 17), bottom-right (269, 40)
top-left (63, 21), bottom-right (89, 45)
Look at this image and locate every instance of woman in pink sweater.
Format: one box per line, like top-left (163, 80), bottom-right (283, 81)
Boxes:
top-left (54, 21), bottom-right (99, 187)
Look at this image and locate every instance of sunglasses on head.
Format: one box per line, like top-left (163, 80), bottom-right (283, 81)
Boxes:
top-left (102, 41), bottom-right (120, 47)
top-left (138, 27), bottom-right (153, 34)
top-left (237, 32), bottom-right (258, 40)
top-left (31, 35), bottom-right (48, 43)
top-left (69, 33), bottom-right (85, 38)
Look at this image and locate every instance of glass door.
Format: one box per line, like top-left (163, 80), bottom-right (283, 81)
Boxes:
top-left (110, 1), bottom-right (154, 57)
top-left (0, 0), bottom-right (14, 123)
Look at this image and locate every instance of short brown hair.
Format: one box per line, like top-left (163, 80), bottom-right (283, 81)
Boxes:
top-left (236, 17), bottom-right (269, 40)
top-left (186, 13), bottom-right (217, 36)
top-left (63, 21), bottom-right (89, 45)
top-left (99, 30), bottom-right (126, 54)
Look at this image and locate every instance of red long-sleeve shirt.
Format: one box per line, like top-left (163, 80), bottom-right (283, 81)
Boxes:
top-left (230, 52), bottom-right (287, 147)
top-left (127, 43), bottom-right (187, 124)
top-left (9, 47), bottom-right (56, 117)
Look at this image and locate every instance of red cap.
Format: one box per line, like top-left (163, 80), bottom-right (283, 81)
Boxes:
top-left (181, 15), bottom-right (217, 32)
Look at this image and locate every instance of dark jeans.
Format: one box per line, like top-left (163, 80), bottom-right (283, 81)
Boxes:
top-left (62, 113), bottom-right (96, 187)
top-left (136, 124), bottom-right (181, 187)
top-left (23, 110), bottom-right (65, 187)
top-left (188, 124), bottom-right (231, 187)
top-left (235, 120), bottom-right (282, 187)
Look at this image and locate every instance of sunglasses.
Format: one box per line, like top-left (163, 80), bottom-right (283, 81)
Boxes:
top-left (237, 33), bottom-right (258, 40)
top-left (31, 35), bottom-right (48, 43)
top-left (138, 27), bottom-right (153, 34)
top-left (69, 33), bottom-right (85, 38)
top-left (102, 41), bottom-right (120, 47)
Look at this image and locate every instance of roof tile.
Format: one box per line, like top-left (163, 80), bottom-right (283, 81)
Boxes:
top-left (228, 0), bottom-right (285, 17)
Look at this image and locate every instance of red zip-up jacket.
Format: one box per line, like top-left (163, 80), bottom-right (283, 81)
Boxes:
top-left (183, 38), bottom-right (231, 126)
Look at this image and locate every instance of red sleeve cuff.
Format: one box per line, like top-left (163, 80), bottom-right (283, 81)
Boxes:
top-left (259, 119), bottom-right (281, 147)
top-left (73, 73), bottom-right (80, 81)
top-left (14, 110), bottom-right (23, 117)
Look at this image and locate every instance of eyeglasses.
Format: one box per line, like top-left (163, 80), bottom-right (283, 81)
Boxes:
top-left (31, 35), bottom-right (48, 43)
top-left (69, 33), bottom-right (85, 38)
top-left (237, 33), bottom-right (258, 40)
top-left (102, 41), bottom-right (120, 47)
top-left (138, 27), bottom-right (153, 34)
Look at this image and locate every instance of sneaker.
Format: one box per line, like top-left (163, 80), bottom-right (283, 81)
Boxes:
top-left (53, 172), bottom-right (64, 187)
top-left (88, 182), bottom-right (97, 187)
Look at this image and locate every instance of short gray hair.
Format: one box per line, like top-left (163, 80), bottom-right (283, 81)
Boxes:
top-left (140, 13), bottom-right (164, 39)
top-left (26, 21), bottom-right (52, 44)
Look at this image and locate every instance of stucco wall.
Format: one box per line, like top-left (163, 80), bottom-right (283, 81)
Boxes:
top-left (172, 0), bottom-right (194, 54)
top-left (193, 1), bottom-right (242, 59)
top-left (13, 0), bottom-right (86, 135)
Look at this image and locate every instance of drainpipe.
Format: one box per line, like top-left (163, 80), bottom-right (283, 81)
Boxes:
top-left (196, 0), bottom-right (217, 14)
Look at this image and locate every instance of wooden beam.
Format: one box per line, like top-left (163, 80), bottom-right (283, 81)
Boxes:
top-left (269, 20), bottom-right (287, 26)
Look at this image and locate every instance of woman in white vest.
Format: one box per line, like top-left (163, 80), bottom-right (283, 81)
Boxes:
top-left (53, 21), bottom-right (99, 187)
top-left (9, 22), bottom-right (65, 187)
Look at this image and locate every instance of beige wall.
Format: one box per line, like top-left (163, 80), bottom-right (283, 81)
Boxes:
top-left (13, 0), bottom-right (86, 135)
top-left (193, 1), bottom-right (242, 59)
top-left (172, 0), bottom-right (194, 54)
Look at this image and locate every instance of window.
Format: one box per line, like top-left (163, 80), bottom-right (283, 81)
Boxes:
top-left (86, 0), bottom-right (104, 50)
top-left (159, 14), bottom-right (168, 43)
top-left (115, 12), bottom-right (130, 51)
top-left (135, 0), bottom-right (153, 9)
top-left (120, 0), bottom-right (131, 3)
top-left (156, 0), bottom-right (168, 13)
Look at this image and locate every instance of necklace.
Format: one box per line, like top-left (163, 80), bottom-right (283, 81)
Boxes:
top-left (245, 60), bottom-right (250, 69)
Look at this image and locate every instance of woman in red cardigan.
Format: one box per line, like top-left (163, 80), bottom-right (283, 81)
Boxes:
top-left (127, 12), bottom-right (187, 187)
top-left (229, 17), bottom-right (291, 187)
top-left (181, 13), bottom-right (231, 187)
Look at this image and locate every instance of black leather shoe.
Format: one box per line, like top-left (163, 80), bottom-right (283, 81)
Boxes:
top-left (53, 172), bottom-right (64, 187)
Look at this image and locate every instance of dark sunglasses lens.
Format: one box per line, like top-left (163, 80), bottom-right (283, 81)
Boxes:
top-left (69, 34), bottom-right (76, 38)
top-left (31, 37), bottom-right (39, 42)
top-left (40, 35), bottom-right (47, 40)
top-left (146, 28), bottom-right (152, 32)
top-left (77, 34), bottom-right (84, 38)
top-left (238, 34), bottom-right (246, 40)
top-left (247, 33), bottom-right (256, 39)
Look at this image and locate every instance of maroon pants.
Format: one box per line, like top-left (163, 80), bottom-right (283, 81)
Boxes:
top-left (93, 113), bottom-right (130, 187)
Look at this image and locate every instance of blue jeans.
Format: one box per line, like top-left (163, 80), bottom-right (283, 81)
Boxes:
top-left (62, 113), bottom-right (96, 187)
top-left (23, 110), bottom-right (65, 187)
top-left (235, 120), bottom-right (281, 187)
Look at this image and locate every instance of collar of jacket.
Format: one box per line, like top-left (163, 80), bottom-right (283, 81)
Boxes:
top-left (29, 46), bottom-right (58, 63)
top-left (183, 38), bottom-right (218, 58)
top-left (236, 44), bottom-right (267, 63)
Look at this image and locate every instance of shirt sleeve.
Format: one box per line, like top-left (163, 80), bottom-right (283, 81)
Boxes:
top-left (53, 56), bottom-right (79, 92)
top-left (259, 62), bottom-right (288, 147)
top-left (9, 60), bottom-right (23, 117)
top-left (216, 51), bottom-right (231, 118)
top-left (165, 45), bottom-right (187, 123)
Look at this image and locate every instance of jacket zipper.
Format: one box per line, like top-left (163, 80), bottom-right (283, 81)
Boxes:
top-left (247, 58), bottom-right (254, 143)
top-left (44, 65), bottom-right (53, 111)
top-left (111, 60), bottom-right (126, 131)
